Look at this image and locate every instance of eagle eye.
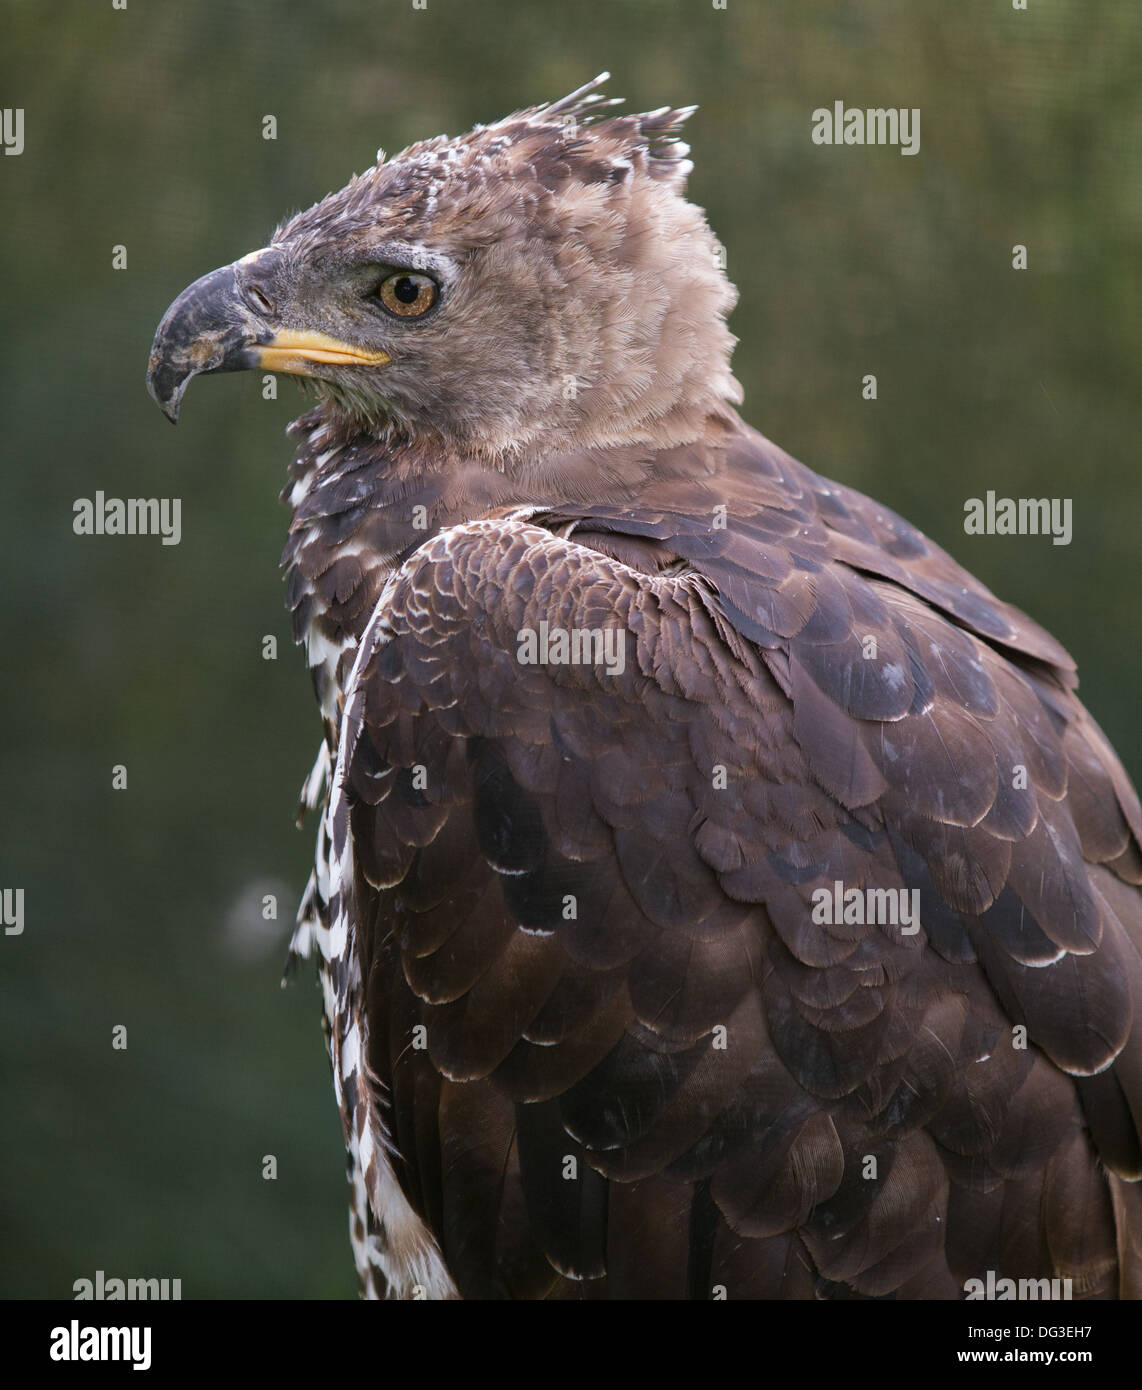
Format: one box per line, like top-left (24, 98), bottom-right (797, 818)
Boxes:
top-left (376, 271), bottom-right (438, 319)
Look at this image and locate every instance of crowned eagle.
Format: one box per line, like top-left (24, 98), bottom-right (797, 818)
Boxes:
top-left (147, 76), bottom-right (1142, 1300)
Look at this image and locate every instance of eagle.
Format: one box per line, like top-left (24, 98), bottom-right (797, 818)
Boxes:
top-left (147, 76), bottom-right (1142, 1300)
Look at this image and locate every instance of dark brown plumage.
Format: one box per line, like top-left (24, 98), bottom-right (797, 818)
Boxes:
top-left (148, 76), bottom-right (1142, 1299)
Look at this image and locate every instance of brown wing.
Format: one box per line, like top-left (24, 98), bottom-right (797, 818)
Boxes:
top-left (335, 430), bottom-right (1142, 1300)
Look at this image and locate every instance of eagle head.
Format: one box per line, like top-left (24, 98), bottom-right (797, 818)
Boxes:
top-left (146, 74), bottom-right (741, 460)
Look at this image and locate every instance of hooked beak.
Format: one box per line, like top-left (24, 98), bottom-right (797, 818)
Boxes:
top-left (146, 253), bottom-right (389, 423)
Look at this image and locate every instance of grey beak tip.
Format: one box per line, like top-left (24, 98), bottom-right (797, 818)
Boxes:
top-left (147, 259), bottom-right (258, 424)
top-left (147, 383), bottom-right (181, 425)
top-left (147, 356), bottom-right (186, 424)
top-left (150, 385), bottom-right (182, 425)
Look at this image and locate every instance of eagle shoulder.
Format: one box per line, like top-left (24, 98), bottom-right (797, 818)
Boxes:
top-left (319, 487), bottom-right (1142, 1298)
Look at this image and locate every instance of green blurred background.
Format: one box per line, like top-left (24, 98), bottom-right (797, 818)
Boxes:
top-left (1, 0), bottom-right (1139, 1297)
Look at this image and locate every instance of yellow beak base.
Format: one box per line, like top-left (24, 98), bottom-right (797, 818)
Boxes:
top-left (254, 329), bottom-right (390, 373)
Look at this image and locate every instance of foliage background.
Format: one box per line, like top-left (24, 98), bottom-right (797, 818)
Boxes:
top-left (1, 0), bottom-right (1138, 1297)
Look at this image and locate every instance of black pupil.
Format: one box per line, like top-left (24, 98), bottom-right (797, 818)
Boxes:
top-left (394, 276), bottom-right (420, 304)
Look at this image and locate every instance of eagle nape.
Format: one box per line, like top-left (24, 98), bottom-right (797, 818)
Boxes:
top-left (147, 74), bottom-right (1142, 1301)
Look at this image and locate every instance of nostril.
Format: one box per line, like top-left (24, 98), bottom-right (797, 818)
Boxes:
top-left (246, 285), bottom-right (274, 315)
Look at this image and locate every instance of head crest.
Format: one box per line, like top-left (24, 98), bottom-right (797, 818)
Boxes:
top-left (373, 73), bottom-right (698, 194)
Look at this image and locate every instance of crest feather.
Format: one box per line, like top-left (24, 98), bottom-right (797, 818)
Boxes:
top-left (513, 74), bottom-right (697, 189)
